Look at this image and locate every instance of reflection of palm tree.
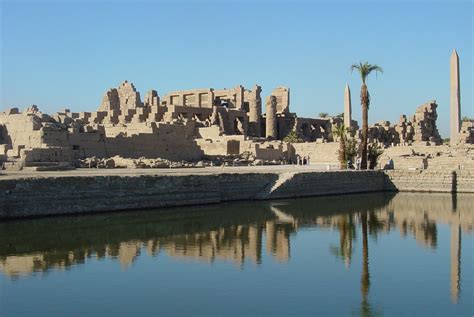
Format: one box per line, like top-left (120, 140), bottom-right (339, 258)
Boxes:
top-left (359, 211), bottom-right (384, 317)
top-left (368, 211), bottom-right (385, 241)
top-left (330, 214), bottom-right (356, 268)
top-left (360, 212), bottom-right (371, 316)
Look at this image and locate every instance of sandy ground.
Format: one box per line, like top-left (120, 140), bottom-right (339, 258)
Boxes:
top-left (0, 163), bottom-right (347, 180)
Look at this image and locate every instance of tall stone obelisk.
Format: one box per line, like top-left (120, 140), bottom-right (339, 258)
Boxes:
top-left (450, 49), bottom-right (461, 145)
top-left (344, 84), bottom-right (352, 128)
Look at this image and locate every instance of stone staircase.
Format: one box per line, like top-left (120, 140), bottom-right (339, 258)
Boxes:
top-left (426, 156), bottom-right (474, 171)
top-left (254, 172), bottom-right (297, 200)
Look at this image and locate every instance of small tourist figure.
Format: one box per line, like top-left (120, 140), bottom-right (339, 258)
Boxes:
top-left (347, 158), bottom-right (354, 169)
top-left (384, 157), bottom-right (394, 170)
top-left (296, 155), bottom-right (301, 165)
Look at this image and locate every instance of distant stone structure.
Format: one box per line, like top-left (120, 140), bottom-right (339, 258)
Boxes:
top-left (99, 80), bottom-right (143, 112)
top-left (265, 96), bottom-right (277, 139)
top-left (0, 61), bottom-right (469, 169)
top-left (366, 101), bottom-right (442, 146)
top-left (458, 120), bottom-right (474, 145)
top-left (344, 84), bottom-right (352, 128)
top-left (450, 49), bottom-right (461, 145)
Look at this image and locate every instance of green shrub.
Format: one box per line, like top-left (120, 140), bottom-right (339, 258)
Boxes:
top-left (283, 130), bottom-right (304, 143)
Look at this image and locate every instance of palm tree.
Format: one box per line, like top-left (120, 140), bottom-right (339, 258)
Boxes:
top-left (332, 124), bottom-right (348, 169)
top-left (351, 62), bottom-right (383, 169)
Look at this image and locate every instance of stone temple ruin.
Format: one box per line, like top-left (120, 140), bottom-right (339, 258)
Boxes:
top-left (0, 81), bottom-right (344, 168)
top-left (365, 101), bottom-right (442, 146)
top-left (0, 77), bottom-right (471, 169)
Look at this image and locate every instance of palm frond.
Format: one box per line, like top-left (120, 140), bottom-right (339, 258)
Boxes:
top-left (350, 64), bottom-right (360, 73)
top-left (351, 62), bottom-right (383, 83)
top-left (332, 124), bottom-right (348, 138)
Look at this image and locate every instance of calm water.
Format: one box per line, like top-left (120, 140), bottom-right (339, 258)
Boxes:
top-left (0, 192), bottom-right (473, 316)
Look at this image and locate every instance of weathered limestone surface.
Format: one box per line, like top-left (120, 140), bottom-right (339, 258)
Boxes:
top-left (384, 170), bottom-right (473, 193)
top-left (458, 120), bottom-right (474, 145)
top-left (271, 87), bottom-right (290, 114)
top-left (99, 81), bottom-right (143, 112)
top-left (456, 170), bottom-right (474, 193)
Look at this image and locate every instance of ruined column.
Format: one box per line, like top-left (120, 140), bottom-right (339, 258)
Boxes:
top-left (266, 95), bottom-right (277, 139)
top-left (450, 49), bottom-right (461, 145)
top-left (235, 85), bottom-right (245, 110)
top-left (344, 84), bottom-right (352, 128)
top-left (248, 85), bottom-right (262, 137)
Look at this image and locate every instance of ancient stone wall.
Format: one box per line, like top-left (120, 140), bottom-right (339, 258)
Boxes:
top-left (98, 81), bottom-right (143, 112)
top-left (0, 170), bottom-right (386, 219)
top-left (1, 168), bottom-right (472, 219)
top-left (272, 87), bottom-right (290, 114)
top-left (366, 101), bottom-right (441, 146)
top-left (291, 142), bottom-right (339, 164)
top-left (0, 107), bottom-right (204, 162)
top-left (458, 120), bottom-right (474, 145)
top-left (456, 170), bottom-right (474, 193)
top-left (385, 170), bottom-right (452, 192)
top-left (411, 101), bottom-right (441, 144)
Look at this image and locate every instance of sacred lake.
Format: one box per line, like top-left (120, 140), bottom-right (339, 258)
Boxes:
top-left (0, 192), bottom-right (472, 316)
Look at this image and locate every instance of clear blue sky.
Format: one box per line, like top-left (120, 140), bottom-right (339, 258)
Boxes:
top-left (1, 0), bottom-right (472, 137)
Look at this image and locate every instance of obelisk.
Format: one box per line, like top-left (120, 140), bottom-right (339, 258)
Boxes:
top-left (344, 84), bottom-right (352, 128)
top-left (450, 49), bottom-right (461, 145)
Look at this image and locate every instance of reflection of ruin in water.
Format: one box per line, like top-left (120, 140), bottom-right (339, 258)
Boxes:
top-left (0, 192), bottom-right (472, 304)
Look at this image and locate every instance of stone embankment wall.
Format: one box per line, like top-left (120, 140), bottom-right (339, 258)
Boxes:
top-left (384, 170), bottom-right (474, 193)
top-left (0, 171), bottom-right (385, 219)
top-left (0, 170), bottom-right (472, 219)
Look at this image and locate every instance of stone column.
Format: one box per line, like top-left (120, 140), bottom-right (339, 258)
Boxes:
top-left (450, 49), bottom-right (461, 145)
top-left (344, 84), bottom-right (352, 128)
top-left (266, 95), bottom-right (277, 139)
top-left (248, 85), bottom-right (262, 137)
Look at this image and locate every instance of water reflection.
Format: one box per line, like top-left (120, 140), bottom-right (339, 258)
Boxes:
top-left (0, 192), bottom-right (472, 309)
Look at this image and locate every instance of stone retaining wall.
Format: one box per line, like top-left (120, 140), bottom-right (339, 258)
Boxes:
top-left (384, 170), bottom-right (473, 193)
top-left (455, 170), bottom-right (474, 193)
top-left (0, 169), bottom-right (472, 219)
top-left (0, 171), bottom-right (386, 219)
top-left (384, 170), bottom-right (455, 193)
